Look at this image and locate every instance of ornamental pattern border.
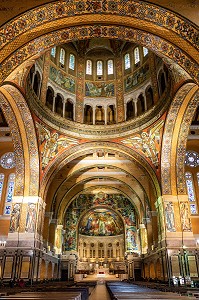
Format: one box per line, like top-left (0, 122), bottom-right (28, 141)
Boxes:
top-left (161, 83), bottom-right (196, 195)
top-left (0, 91), bottom-right (24, 196)
top-left (40, 141), bottom-right (160, 201)
top-left (3, 85), bottom-right (40, 196)
top-left (177, 90), bottom-right (199, 194)
top-left (0, 25), bottom-right (198, 85)
top-left (0, 0), bottom-right (198, 51)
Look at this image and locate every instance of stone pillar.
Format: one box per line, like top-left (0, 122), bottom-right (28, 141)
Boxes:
top-left (48, 219), bottom-right (57, 251)
top-left (133, 100), bottom-right (137, 117)
top-left (63, 100), bottom-right (66, 118)
top-left (104, 105), bottom-right (107, 125)
top-left (127, 255), bottom-right (134, 279)
top-left (148, 52), bottom-right (159, 103)
top-left (93, 106), bottom-right (96, 125)
top-left (55, 224), bottom-right (63, 254)
top-left (52, 95), bottom-right (56, 112)
top-left (40, 51), bottom-right (51, 104)
top-left (143, 94), bottom-right (147, 111)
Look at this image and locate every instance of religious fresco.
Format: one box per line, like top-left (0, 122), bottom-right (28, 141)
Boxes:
top-left (36, 121), bottom-right (79, 170)
top-left (25, 203), bottom-right (37, 233)
top-left (124, 63), bottom-right (150, 93)
top-left (49, 65), bottom-right (75, 93)
top-left (79, 209), bottom-right (123, 236)
top-left (9, 203), bottom-right (21, 233)
top-left (64, 193), bottom-right (137, 251)
top-left (121, 119), bottom-right (164, 168)
top-left (164, 201), bottom-right (176, 232)
top-left (85, 82), bottom-right (114, 97)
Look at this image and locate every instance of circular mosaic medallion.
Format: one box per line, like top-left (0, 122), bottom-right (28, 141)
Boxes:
top-left (185, 151), bottom-right (199, 167)
top-left (0, 152), bottom-right (16, 169)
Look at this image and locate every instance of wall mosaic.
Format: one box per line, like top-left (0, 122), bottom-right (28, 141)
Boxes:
top-left (79, 209), bottom-right (123, 236)
top-left (49, 65), bottom-right (75, 94)
top-left (0, 90), bottom-right (24, 196)
top-left (35, 120), bottom-right (79, 171)
top-left (0, 24), bottom-right (198, 86)
top-left (121, 118), bottom-right (164, 169)
top-left (25, 203), bottom-right (37, 233)
top-left (85, 81), bottom-right (114, 97)
top-left (161, 83), bottom-right (196, 195)
top-left (9, 203), bottom-right (21, 233)
top-left (64, 193), bottom-right (137, 251)
top-left (176, 90), bottom-right (199, 194)
top-left (0, 0), bottom-right (197, 55)
top-left (124, 62), bottom-right (150, 93)
top-left (40, 142), bottom-right (160, 201)
top-left (2, 85), bottom-right (40, 196)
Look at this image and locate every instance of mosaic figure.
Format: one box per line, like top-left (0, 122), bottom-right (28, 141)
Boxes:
top-left (9, 203), bottom-right (21, 232)
top-left (36, 123), bottom-right (78, 168)
top-left (165, 202), bottom-right (176, 232)
top-left (25, 203), bottom-right (37, 233)
top-left (180, 202), bottom-right (192, 231)
top-left (122, 120), bottom-right (164, 166)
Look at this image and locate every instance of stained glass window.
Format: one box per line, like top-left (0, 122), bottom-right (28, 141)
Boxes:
top-left (4, 205), bottom-right (11, 215)
top-left (86, 60), bottom-right (92, 75)
top-left (190, 204), bottom-right (197, 214)
top-left (185, 172), bottom-right (197, 214)
top-left (5, 173), bottom-right (15, 203)
top-left (69, 54), bottom-right (75, 70)
top-left (51, 47), bottom-right (56, 58)
top-left (185, 151), bottom-right (199, 167)
top-left (107, 59), bottom-right (114, 75)
top-left (97, 61), bottom-right (103, 76)
top-left (143, 47), bottom-right (148, 57)
top-left (134, 47), bottom-right (140, 64)
top-left (124, 53), bottom-right (130, 70)
top-left (185, 172), bottom-right (195, 202)
top-left (59, 48), bottom-right (65, 65)
top-left (0, 174), bottom-right (4, 202)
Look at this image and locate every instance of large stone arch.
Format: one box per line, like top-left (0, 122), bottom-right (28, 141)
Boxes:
top-left (161, 83), bottom-right (199, 195)
top-left (40, 142), bottom-right (160, 201)
top-left (0, 25), bottom-right (198, 86)
top-left (0, 85), bottom-right (40, 196)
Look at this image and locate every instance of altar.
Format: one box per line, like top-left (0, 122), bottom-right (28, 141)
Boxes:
top-left (96, 267), bottom-right (109, 277)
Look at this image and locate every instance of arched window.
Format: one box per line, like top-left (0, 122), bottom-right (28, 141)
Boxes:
top-left (107, 59), bottom-right (114, 75)
top-left (185, 172), bottom-right (197, 214)
top-left (69, 53), bottom-right (75, 70)
top-left (124, 53), bottom-right (130, 70)
top-left (86, 60), bottom-right (92, 75)
top-left (0, 173), bottom-right (4, 203)
top-left (4, 173), bottom-right (15, 215)
top-left (59, 48), bottom-right (65, 65)
top-left (51, 47), bottom-right (56, 58)
top-left (97, 61), bottom-right (103, 76)
top-left (143, 47), bottom-right (148, 57)
top-left (134, 47), bottom-right (140, 65)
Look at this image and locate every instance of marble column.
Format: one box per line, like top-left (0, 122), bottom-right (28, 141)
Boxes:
top-left (40, 51), bottom-right (51, 104)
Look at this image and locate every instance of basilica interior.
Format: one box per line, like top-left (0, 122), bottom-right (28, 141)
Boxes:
top-left (0, 0), bottom-right (199, 290)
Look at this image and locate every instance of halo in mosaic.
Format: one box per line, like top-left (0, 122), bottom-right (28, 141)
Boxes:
top-left (0, 152), bottom-right (16, 169)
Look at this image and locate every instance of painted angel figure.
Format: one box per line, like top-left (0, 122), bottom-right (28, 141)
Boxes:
top-left (36, 122), bottom-right (78, 168)
top-left (122, 120), bottom-right (164, 166)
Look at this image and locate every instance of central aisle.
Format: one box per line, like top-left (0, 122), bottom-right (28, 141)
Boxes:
top-left (89, 282), bottom-right (111, 300)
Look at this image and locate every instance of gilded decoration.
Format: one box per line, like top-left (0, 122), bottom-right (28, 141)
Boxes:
top-left (177, 90), bottom-right (199, 194)
top-left (27, 77), bottom-right (171, 139)
top-left (0, 0), bottom-right (198, 52)
top-left (35, 120), bottom-right (79, 171)
top-left (0, 91), bottom-right (24, 196)
top-left (121, 119), bottom-right (164, 169)
top-left (40, 142), bottom-right (160, 200)
top-left (0, 24), bottom-right (198, 85)
top-left (161, 83), bottom-right (196, 195)
top-left (3, 85), bottom-right (40, 196)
